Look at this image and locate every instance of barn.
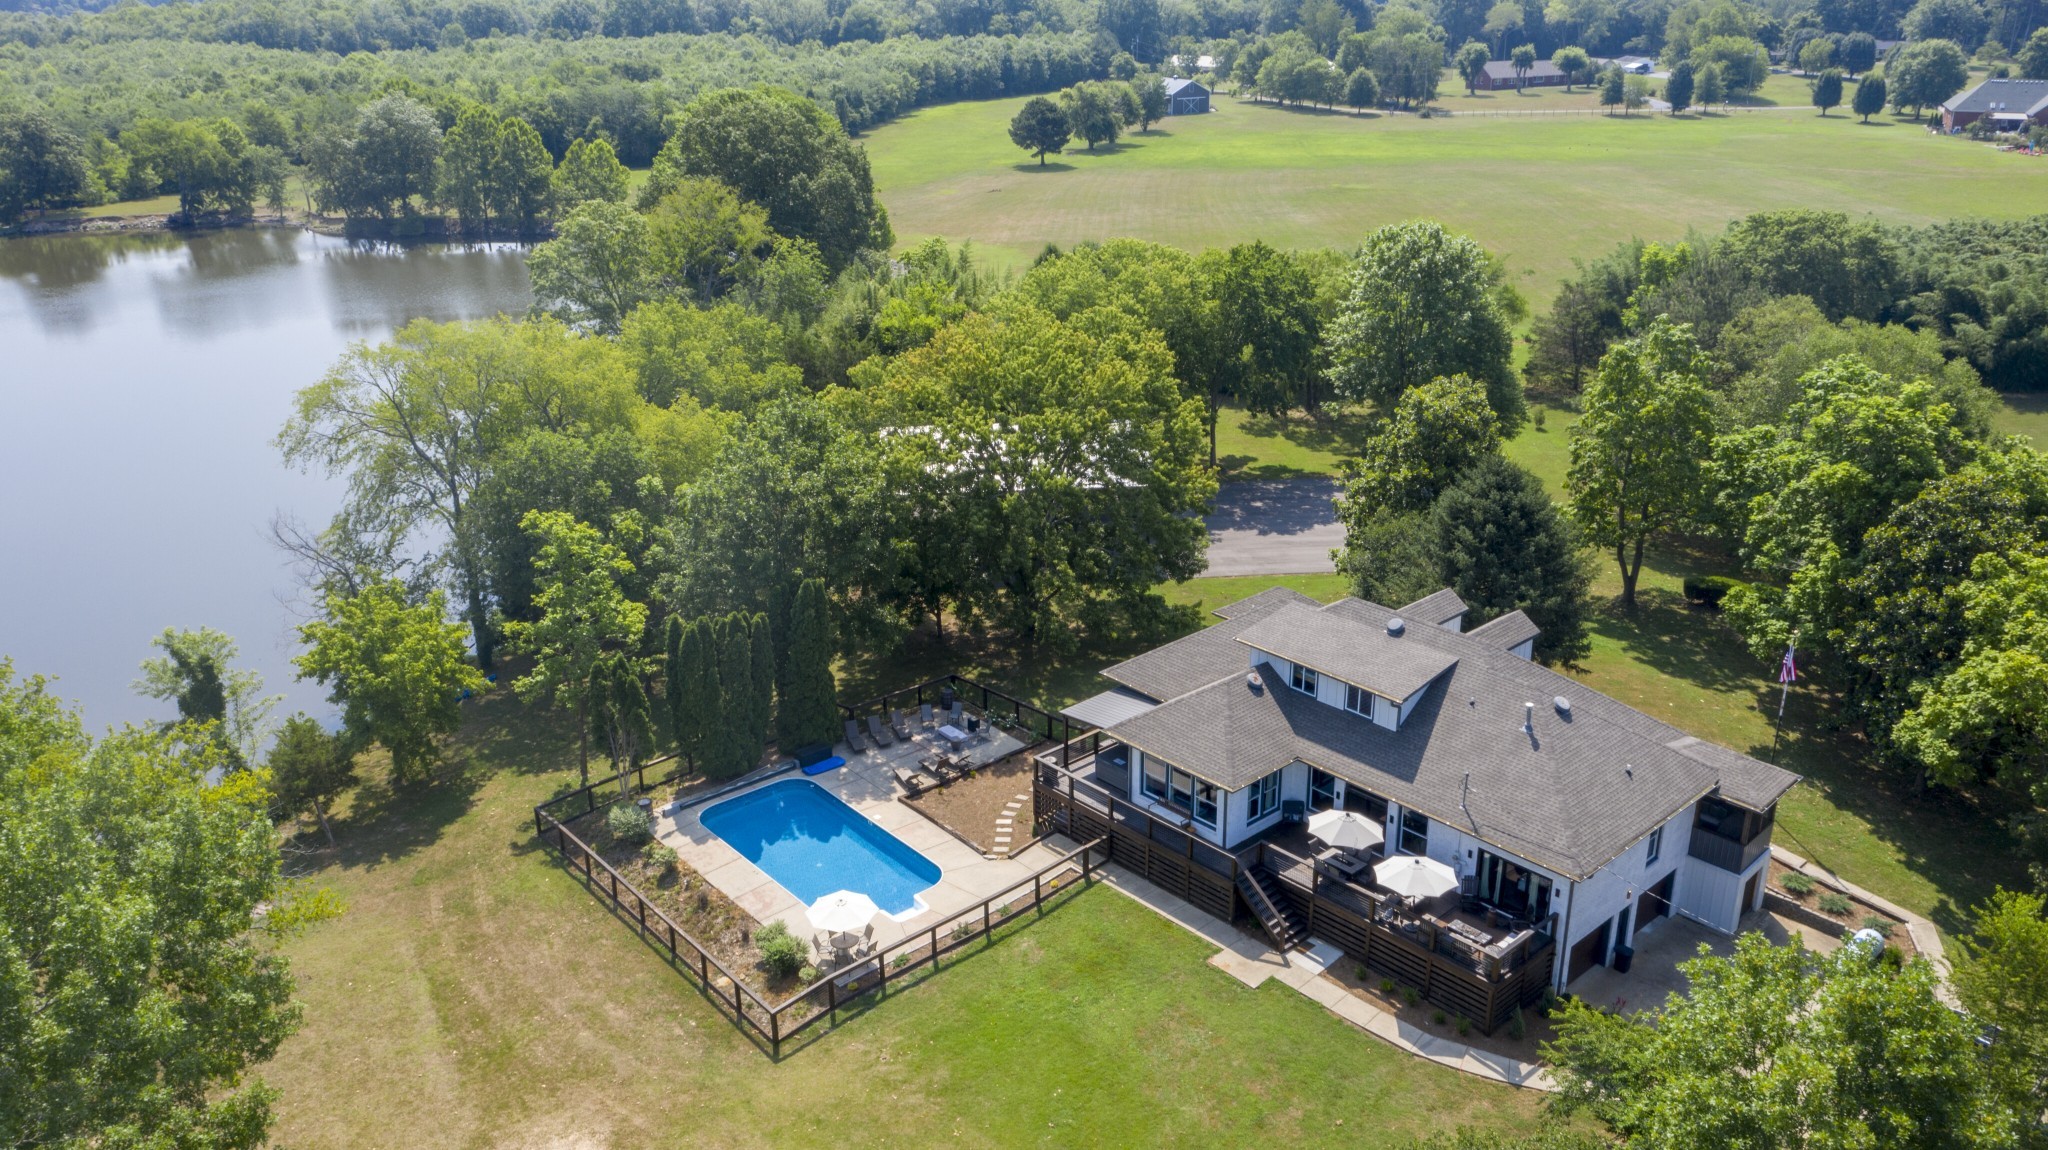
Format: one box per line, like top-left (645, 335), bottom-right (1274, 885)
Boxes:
top-left (1163, 77), bottom-right (1211, 115)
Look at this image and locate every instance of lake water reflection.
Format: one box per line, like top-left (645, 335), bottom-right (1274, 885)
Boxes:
top-left (0, 229), bottom-right (530, 732)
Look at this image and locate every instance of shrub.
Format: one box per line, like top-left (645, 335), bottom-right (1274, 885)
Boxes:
top-left (1779, 871), bottom-right (1816, 896)
top-left (1537, 987), bottom-right (1560, 1015)
top-left (1375, 973), bottom-right (1392, 992)
top-left (1861, 915), bottom-right (1897, 938)
top-left (799, 963), bottom-right (819, 984)
top-left (891, 953), bottom-right (911, 969)
top-left (1432, 1008), bottom-right (1448, 1025)
top-left (606, 802), bottom-right (653, 845)
top-left (995, 902), bottom-right (1013, 917)
top-left (950, 921), bottom-right (974, 943)
top-left (755, 920), bottom-right (807, 978)
top-left (1532, 406), bottom-right (1548, 431)
top-left (643, 841), bottom-right (678, 871)
top-left (1506, 1008), bottom-right (1526, 1040)
top-left (1400, 986), bottom-right (1421, 1008)
top-left (1879, 944), bottom-right (1906, 970)
top-left (1682, 574), bottom-right (1746, 608)
top-left (1454, 1015), bottom-right (1472, 1036)
top-left (1818, 892), bottom-right (1854, 916)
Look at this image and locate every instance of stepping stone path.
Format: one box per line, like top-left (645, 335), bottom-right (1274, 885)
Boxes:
top-left (986, 794), bottom-right (1030, 859)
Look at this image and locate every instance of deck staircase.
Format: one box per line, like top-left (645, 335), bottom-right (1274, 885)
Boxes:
top-left (1237, 865), bottom-right (1307, 952)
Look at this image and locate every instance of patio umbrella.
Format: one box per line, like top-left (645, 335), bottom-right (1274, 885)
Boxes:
top-left (1306, 809), bottom-right (1384, 853)
top-left (806, 890), bottom-right (880, 936)
top-left (1373, 854), bottom-right (1459, 899)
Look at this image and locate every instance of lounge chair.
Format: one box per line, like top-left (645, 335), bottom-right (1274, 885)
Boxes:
top-left (947, 702), bottom-right (964, 728)
top-left (844, 718), bottom-right (867, 752)
top-left (891, 764), bottom-right (931, 793)
top-left (890, 708), bottom-right (913, 740)
top-left (866, 714), bottom-right (894, 747)
top-left (919, 703), bottom-right (935, 728)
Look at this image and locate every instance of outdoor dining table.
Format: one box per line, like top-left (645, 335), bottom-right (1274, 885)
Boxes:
top-left (936, 723), bottom-right (969, 750)
top-left (1317, 848), bottom-right (1369, 880)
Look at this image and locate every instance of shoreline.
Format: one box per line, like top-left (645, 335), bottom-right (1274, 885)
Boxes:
top-left (4, 210), bottom-right (541, 245)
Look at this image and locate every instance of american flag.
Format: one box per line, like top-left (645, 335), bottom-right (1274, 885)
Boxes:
top-left (1778, 641), bottom-right (1798, 685)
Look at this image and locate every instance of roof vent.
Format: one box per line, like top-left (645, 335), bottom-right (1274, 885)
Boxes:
top-left (1523, 701), bottom-right (1535, 733)
top-left (1554, 696), bottom-right (1572, 719)
top-left (1245, 672), bottom-right (1263, 695)
top-left (1386, 617), bottom-right (1406, 637)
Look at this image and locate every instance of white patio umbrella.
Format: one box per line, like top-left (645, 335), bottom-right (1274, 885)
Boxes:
top-left (1306, 809), bottom-right (1384, 853)
top-left (806, 890), bottom-right (880, 937)
top-left (1373, 854), bottom-right (1459, 900)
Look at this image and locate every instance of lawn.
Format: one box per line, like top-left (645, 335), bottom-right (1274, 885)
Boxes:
top-left (261, 689), bottom-right (1547, 1148)
top-left (862, 91), bottom-right (2035, 300)
top-left (1994, 392), bottom-right (2048, 446)
top-left (1212, 401), bottom-right (1372, 478)
top-left (1502, 404), bottom-right (1581, 499)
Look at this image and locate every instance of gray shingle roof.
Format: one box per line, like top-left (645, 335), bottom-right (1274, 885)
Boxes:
top-left (1469, 609), bottom-right (1541, 651)
top-left (1233, 603), bottom-right (1460, 701)
top-left (1397, 588), bottom-right (1469, 627)
top-left (1212, 585), bottom-right (1321, 620)
top-left (1942, 78), bottom-right (2048, 116)
top-left (1163, 78), bottom-right (1208, 96)
top-left (1100, 588), bottom-right (1306, 701)
top-left (1101, 589), bottom-right (1800, 879)
top-left (1480, 60), bottom-right (1564, 81)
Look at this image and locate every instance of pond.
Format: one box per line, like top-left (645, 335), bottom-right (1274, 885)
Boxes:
top-left (0, 228), bottom-right (530, 732)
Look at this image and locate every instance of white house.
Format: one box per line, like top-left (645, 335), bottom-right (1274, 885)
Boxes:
top-left (1058, 586), bottom-right (1796, 993)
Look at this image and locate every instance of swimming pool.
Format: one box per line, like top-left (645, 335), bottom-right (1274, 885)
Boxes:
top-left (698, 779), bottom-right (941, 916)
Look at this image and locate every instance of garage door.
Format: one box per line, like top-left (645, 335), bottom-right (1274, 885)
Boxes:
top-left (1567, 919), bottom-right (1612, 984)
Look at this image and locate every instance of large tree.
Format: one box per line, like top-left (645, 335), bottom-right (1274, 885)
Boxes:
top-left (0, 109), bottom-right (92, 223)
top-left (1952, 888), bottom-right (2048, 1114)
top-left (1434, 457), bottom-right (1593, 662)
top-left (552, 136), bottom-right (630, 207)
top-left (305, 94), bottom-right (442, 222)
top-left (1886, 38), bottom-right (1970, 113)
top-left (1345, 374), bottom-right (1504, 513)
top-left (1567, 318), bottom-right (1715, 609)
top-left (526, 200), bottom-right (657, 335)
top-left (1456, 40), bottom-right (1492, 93)
top-left (861, 303), bottom-right (1215, 645)
top-left (0, 664), bottom-right (317, 1150)
top-left (588, 652), bottom-right (655, 793)
top-left (504, 510), bottom-right (648, 786)
top-left (1326, 221), bottom-right (1525, 429)
top-left (295, 580), bottom-right (484, 784)
top-left (664, 615), bottom-right (720, 772)
top-left (134, 627), bottom-right (281, 767)
top-left (1208, 241), bottom-right (1322, 427)
top-left (644, 86), bottom-right (890, 272)
top-left (779, 578), bottom-right (840, 749)
top-left (1007, 95), bottom-right (1071, 165)
top-left (1546, 935), bottom-right (2026, 1148)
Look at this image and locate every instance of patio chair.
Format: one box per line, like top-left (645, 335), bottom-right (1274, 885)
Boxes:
top-left (889, 708), bottom-right (913, 740)
top-left (1280, 799), bottom-right (1306, 825)
top-left (844, 718), bottom-right (867, 752)
top-left (866, 713), bottom-right (895, 747)
top-left (891, 764), bottom-right (930, 794)
top-left (919, 702), bottom-right (935, 728)
top-left (948, 701), bottom-right (964, 728)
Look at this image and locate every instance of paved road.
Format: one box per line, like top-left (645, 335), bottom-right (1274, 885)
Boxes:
top-left (1203, 477), bottom-right (1344, 576)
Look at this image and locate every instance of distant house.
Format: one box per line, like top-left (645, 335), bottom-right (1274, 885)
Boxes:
top-left (1940, 78), bottom-right (2048, 132)
top-left (1596, 55), bottom-right (1657, 74)
top-left (1474, 60), bottom-right (1568, 91)
top-left (1169, 53), bottom-right (1217, 72)
top-left (1163, 77), bottom-right (1211, 115)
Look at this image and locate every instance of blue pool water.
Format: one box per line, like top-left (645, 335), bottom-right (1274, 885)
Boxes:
top-left (699, 779), bottom-right (941, 915)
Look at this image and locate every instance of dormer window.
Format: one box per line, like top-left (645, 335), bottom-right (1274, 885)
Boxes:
top-left (1290, 663), bottom-right (1318, 695)
top-left (1344, 683), bottom-right (1374, 719)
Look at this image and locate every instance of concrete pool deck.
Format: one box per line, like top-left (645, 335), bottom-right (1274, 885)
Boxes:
top-left (653, 724), bottom-right (1061, 956)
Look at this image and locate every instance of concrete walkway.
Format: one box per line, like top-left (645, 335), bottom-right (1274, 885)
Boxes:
top-left (1087, 857), bottom-right (1556, 1091)
top-left (1204, 477), bottom-right (1343, 576)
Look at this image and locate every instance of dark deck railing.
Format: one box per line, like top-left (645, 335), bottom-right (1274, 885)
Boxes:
top-left (1032, 756), bottom-right (1555, 1033)
top-left (1687, 826), bottom-right (1771, 874)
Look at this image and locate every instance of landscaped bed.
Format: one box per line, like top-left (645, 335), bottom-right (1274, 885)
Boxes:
top-left (1325, 963), bottom-right (1561, 1062)
top-left (903, 748), bottom-right (1038, 854)
top-left (1766, 857), bottom-right (1919, 960)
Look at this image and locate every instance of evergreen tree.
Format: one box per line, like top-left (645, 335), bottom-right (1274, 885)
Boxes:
top-left (767, 577), bottom-right (798, 723)
top-left (1853, 75), bottom-right (1888, 121)
top-left (1599, 67), bottom-right (1626, 112)
top-left (712, 614), bottom-right (755, 777)
top-left (663, 613), bottom-right (684, 749)
top-left (781, 578), bottom-right (840, 748)
top-left (1665, 61), bottom-right (1695, 114)
top-left (267, 712), bottom-right (358, 848)
top-left (1432, 457), bottom-right (1593, 663)
top-left (670, 617), bottom-right (719, 772)
top-left (747, 612), bottom-right (774, 754)
top-left (590, 654), bottom-right (654, 794)
top-left (552, 136), bottom-right (629, 207)
top-left (1695, 63), bottom-right (1726, 109)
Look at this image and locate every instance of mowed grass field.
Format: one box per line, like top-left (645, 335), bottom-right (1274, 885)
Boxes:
top-left (863, 91), bottom-right (2043, 298)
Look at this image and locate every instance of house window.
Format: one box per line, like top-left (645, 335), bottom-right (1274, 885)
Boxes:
top-left (1168, 766), bottom-right (1195, 811)
top-left (1290, 663), bottom-right (1319, 696)
top-left (1245, 771), bottom-right (1282, 823)
top-left (1193, 780), bottom-right (1219, 827)
top-left (1645, 826), bottom-right (1663, 866)
top-left (1399, 808), bottom-right (1430, 855)
top-left (1142, 755), bottom-right (1167, 801)
top-left (1344, 683), bottom-right (1373, 719)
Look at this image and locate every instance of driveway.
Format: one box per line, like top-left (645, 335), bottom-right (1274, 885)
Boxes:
top-left (1204, 477), bottom-right (1344, 576)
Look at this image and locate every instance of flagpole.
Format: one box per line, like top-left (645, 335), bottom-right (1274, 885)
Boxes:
top-left (1771, 632), bottom-right (1797, 760)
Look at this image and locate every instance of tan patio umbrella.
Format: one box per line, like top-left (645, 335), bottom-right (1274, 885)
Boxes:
top-left (806, 890), bottom-right (880, 941)
top-left (1306, 809), bottom-right (1384, 853)
top-left (1373, 854), bottom-right (1459, 899)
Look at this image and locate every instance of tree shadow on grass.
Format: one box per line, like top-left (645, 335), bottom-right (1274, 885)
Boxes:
top-left (288, 756), bottom-right (488, 874)
top-left (1012, 161), bottom-right (1076, 173)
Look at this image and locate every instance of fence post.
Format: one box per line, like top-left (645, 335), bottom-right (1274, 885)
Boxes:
top-left (984, 902), bottom-right (992, 937)
top-left (1034, 873), bottom-right (1043, 910)
top-left (929, 926), bottom-right (939, 970)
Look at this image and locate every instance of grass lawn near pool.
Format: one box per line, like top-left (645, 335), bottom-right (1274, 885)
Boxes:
top-left (862, 92), bottom-right (2034, 301)
top-left (261, 689), bottom-right (1549, 1149)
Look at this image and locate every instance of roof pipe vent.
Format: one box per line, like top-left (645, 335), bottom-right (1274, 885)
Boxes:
top-left (1386, 617), bottom-right (1406, 637)
top-left (1554, 696), bottom-right (1572, 719)
top-left (1246, 672), bottom-right (1263, 695)
top-left (1523, 701), bottom-right (1535, 733)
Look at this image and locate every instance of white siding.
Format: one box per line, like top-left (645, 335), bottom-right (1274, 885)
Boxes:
top-left (1509, 639), bottom-right (1535, 661)
top-left (1676, 845), bottom-right (1770, 934)
top-left (1127, 747), bottom-right (1226, 847)
top-left (1223, 761), bottom-right (1309, 847)
top-left (1554, 805), bottom-right (1693, 987)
